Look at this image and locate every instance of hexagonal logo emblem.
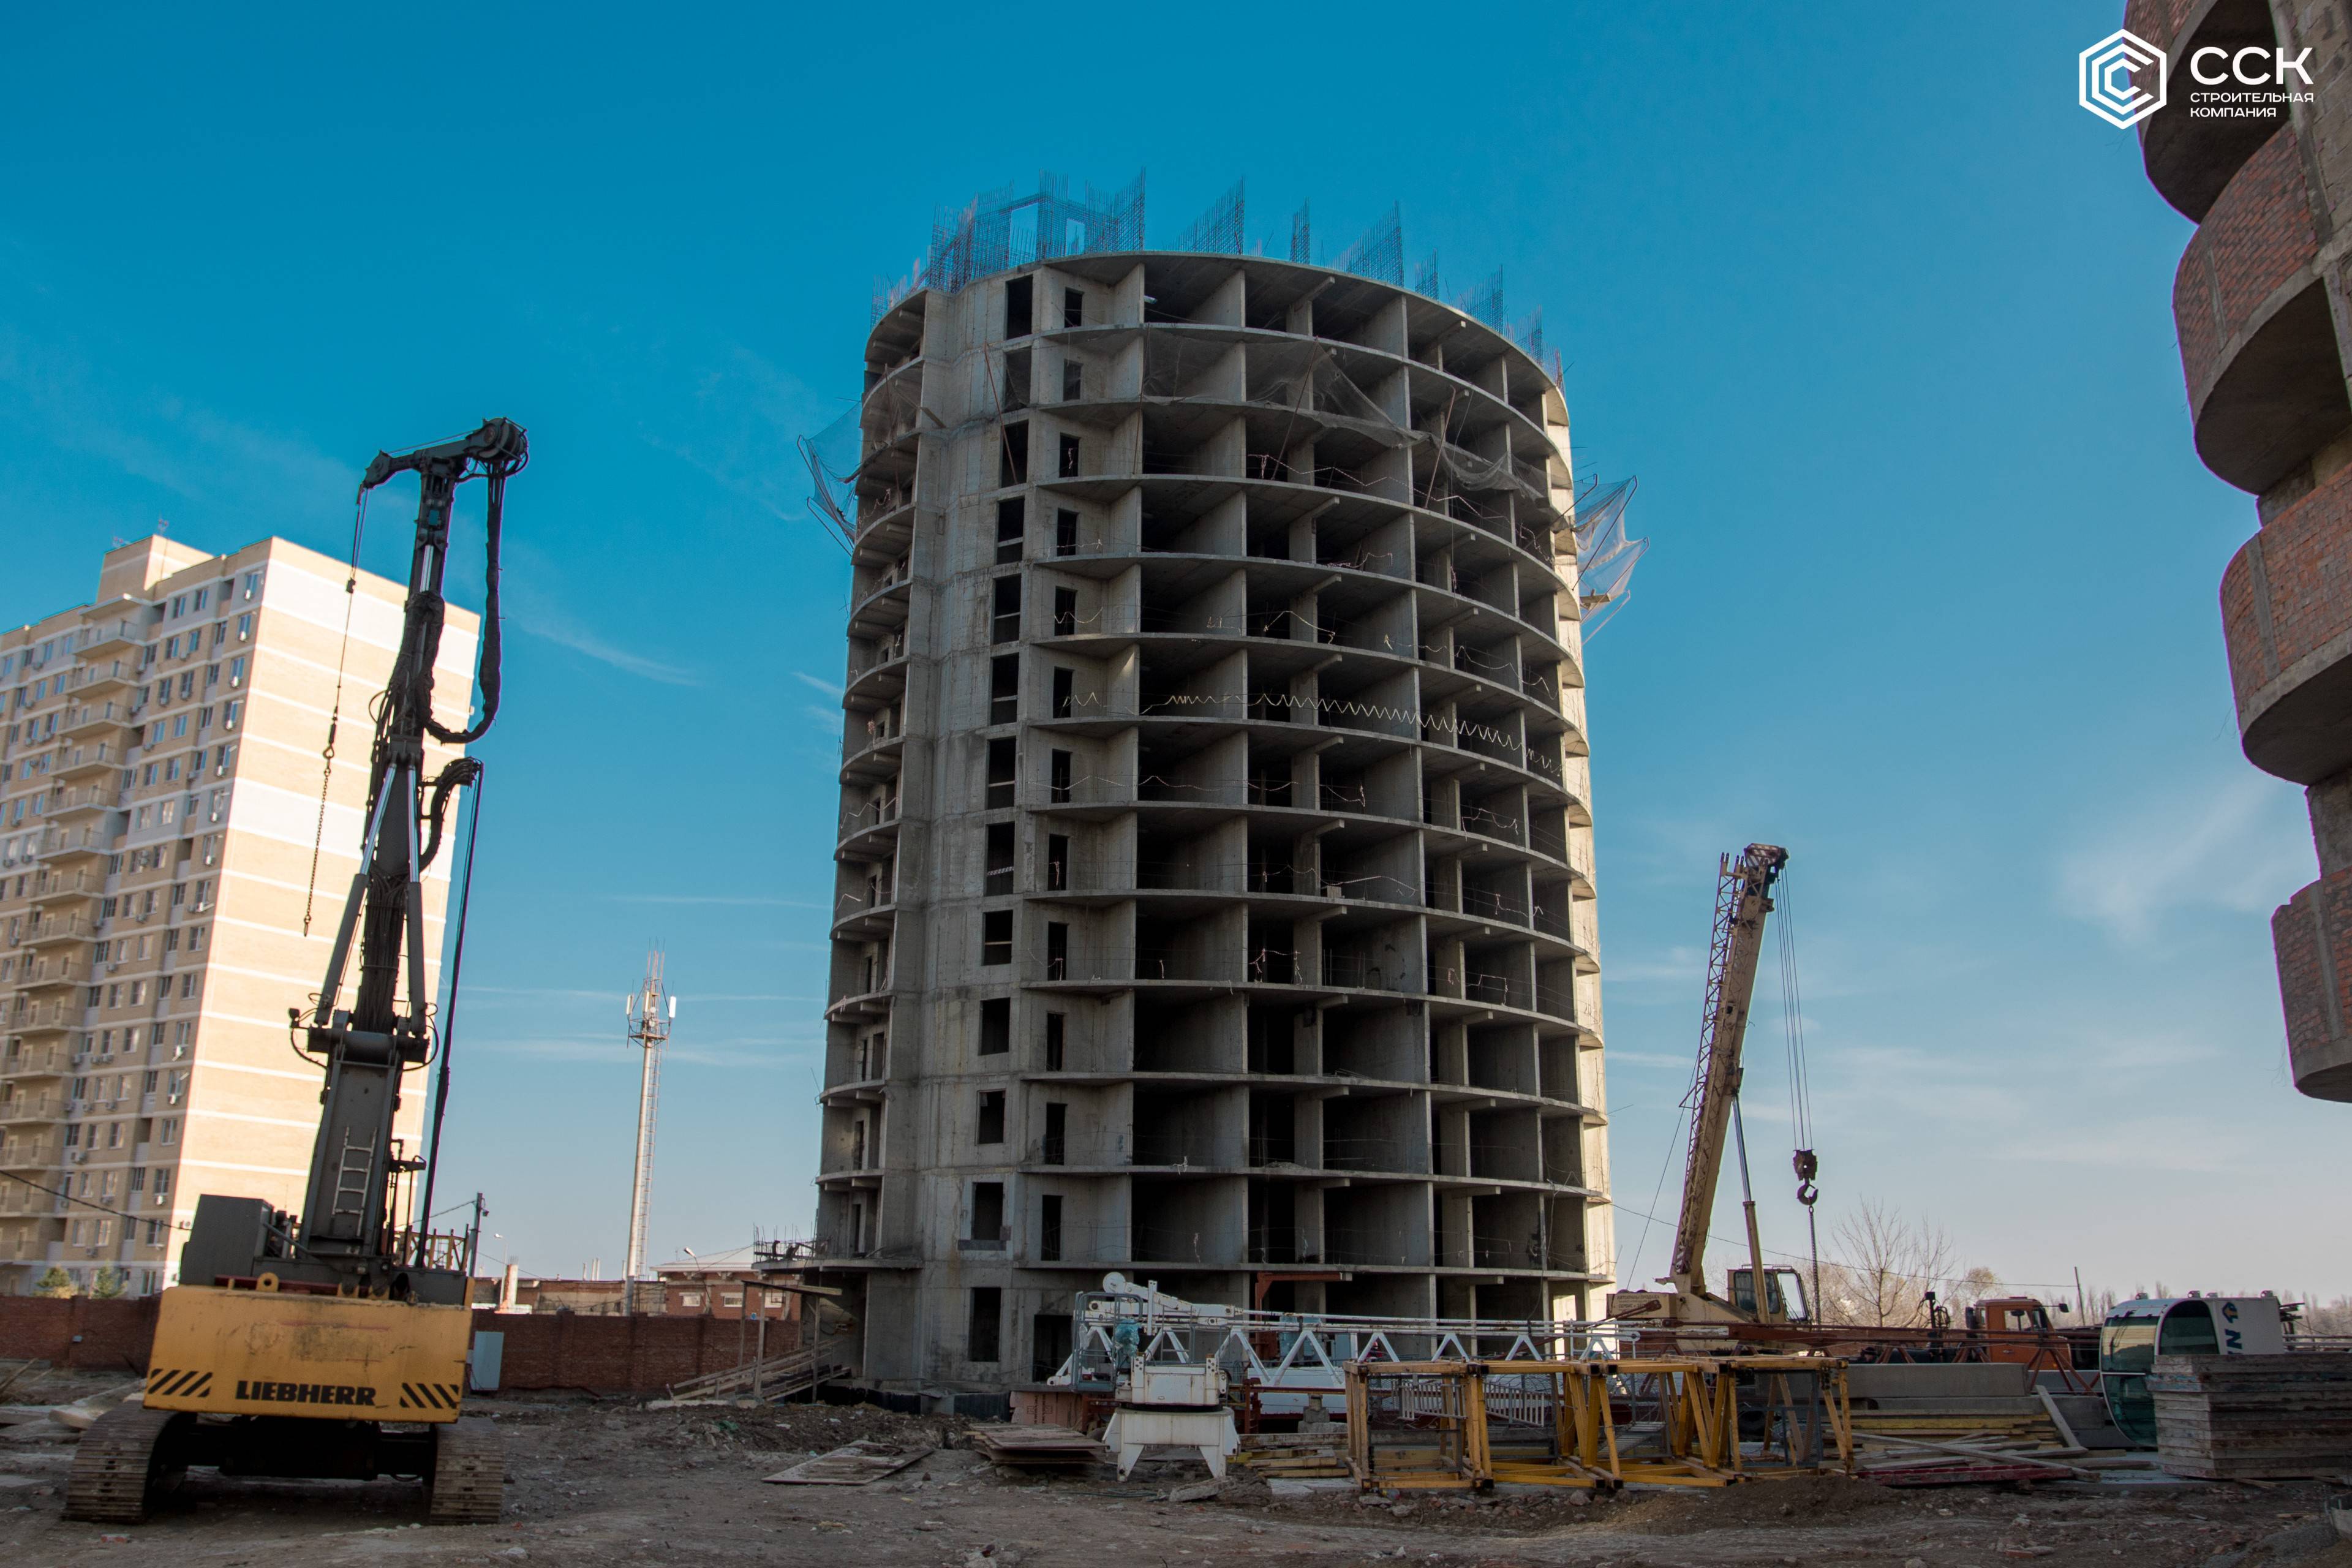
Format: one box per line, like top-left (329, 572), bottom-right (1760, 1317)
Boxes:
top-left (2080, 28), bottom-right (2168, 129)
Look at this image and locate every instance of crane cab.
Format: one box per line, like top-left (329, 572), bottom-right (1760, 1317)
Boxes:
top-left (2099, 1294), bottom-right (2286, 1447)
top-left (1727, 1266), bottom-right (1812, 1324)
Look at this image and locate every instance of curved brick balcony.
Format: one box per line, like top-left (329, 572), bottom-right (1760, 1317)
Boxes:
top-left (2220, 458), bottom-right (2352, 782)
top-left (2130, 0), bottom-right (2294, 222)
top-left (2173, 127), bottom-right (2341, 494)
top-left (2272, 869), bottom-right (2352, 1101)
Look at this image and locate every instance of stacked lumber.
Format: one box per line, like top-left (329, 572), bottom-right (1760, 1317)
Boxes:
top-left (2149, 1353), bottom-right (2352, 1479)
top-left (1232, 1430), bottom-right (1348, 1479)
top-left (664, 1345), bottom-right (851, 1403)
top-left (967, 1423), bottom-right (1108, 1468)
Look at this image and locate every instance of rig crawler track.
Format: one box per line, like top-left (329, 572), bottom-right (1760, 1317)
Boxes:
top-left (64, 1404), bottom-right (183, 1524)
top-left (426, 1417), bottom-right (505, 1525)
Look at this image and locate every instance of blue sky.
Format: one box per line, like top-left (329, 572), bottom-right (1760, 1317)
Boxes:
top-left (6, 4), bottom-right (2343, 1301)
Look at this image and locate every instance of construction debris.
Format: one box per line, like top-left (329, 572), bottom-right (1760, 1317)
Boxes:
top-left (662, 1344), bottom-right (851, 1404)
top-left (761, 1438), bottom-right (934, 1485)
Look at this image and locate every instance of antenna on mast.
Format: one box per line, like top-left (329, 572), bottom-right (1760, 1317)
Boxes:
top-left (622, 948), bottom-right (675, 1314)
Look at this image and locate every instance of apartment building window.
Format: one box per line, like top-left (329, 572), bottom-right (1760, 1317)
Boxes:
top-left (995, 498), bottom-right (1025, 565)
top-left (1061, 359), bottom-right (1082, 401)
top-left (978, 997), bottom-right (1010, 1056)
top-left (1063, 287), bottom-right (1084, 329)
top-left (969, 1183), bottom-right (1005, 1243)
top-left (146, 1220), bottom-right (163, 1245)
top-left (1003, 274), bottom-right (1033, 339)
top-left (1049, 748), bottom-right (1072, 805)
top-left (1039, 1194), bottom-right (1063, 1261)
top-left (984, 822), bottom-right (1015, 896)
top-left (968, 1287), bottom-right (1002, 1363)
top-left (243, 571), bottom-right (262, 600)
top-left (990, 575), bottom-right (1021, 645)
top-left (223, 699), bottom-right (240, 729)
top-left (1042, 1102), bottom-right (1067, 1166)
top-left (1057, 434), bottom-right (1081, 478)
top-left (981, 910), bottom-right (1012, 967)
top-left (192, 587), bottom-right (209, 611)
top-left (989, 655), bottom-right (1019, 726)
top-left (976, 1091), bottom-right (1005, 1146)
top-left (204, 663), bottom-right (218, 692)
top-left (159, 1118), bottom-right (177, 1145)
top-left (1052, 588), bottom-right (1077, 637)
top-left (1046, 921), bottom-right (1069, 981)
top-left (998, 421), bottom-right (1029, 487)
top-left (1050, 667), bottom-right (1074, 719)
top-left (236, 613), bottom-right (252, 641)
top-left (1046, 834), bottom-right (1069, 892)
top-left (985, 738), bottom-right (1016, 810)
top-left (228, 656), bottom-right (245, 687)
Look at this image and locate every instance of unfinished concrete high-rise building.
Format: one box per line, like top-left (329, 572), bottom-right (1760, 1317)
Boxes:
top-left (807, 178), bottom-right (1622, 1394)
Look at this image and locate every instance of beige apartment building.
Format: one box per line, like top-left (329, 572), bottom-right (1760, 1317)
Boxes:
top-left (0, 533), bottom-right (473, 1295)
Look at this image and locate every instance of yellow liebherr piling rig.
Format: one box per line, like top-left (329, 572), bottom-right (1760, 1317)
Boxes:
top-left (66, 420), bottom-right (527, 1526)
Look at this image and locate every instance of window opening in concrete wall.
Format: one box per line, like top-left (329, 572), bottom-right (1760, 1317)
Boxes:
top-left (968, 1287), bottom-right (1002, 1362)
top-left (979, 996), bottom-right (1011, 1055)
top-left (1054, 587), bottom-right (1077, 636)
top-left (1005, 276), bottom-right (1033, 339)
top-left (996, 497), bottom-right (1026, 564)
top-left (990, 654), bottom-right (1020, 725)
top-left (1046, 832), bottom-right (1069, 892)
top-left (1051, 666), bottom-right (1073, 718)
top-left (1044, 1011), bottom-right (1066, 1071)
top-left (1061, 358), bottom-right (1083, 402)
top-left (985, 822), bottom-right (1016, 895)
top-left (1058, 433), bottom-right (1081, 478)
top-left (1046, 921), bottom-right (1068, 980)
top-left (1000, 421), bottom-right (1030, 486)
top-left (992, 575), bottom-right (1022, 644)
top-left (1042, 1102), bottom-right (1066, 1166)
top-left (986, 737), bottom-right (1016, 809)
top-left (1038, 1199), bottom-right (1064, 1264)
top-left (971, 1184), bottom-right (1005, 1243)
top-left (977, 1090), bottom-right (1006, 1145)
top-left (1050, 748), bottom-right (1072, 804)
top-left (982, 910), bottom-right (1012, 967)
top-left (1063, 288), bottom-right (1084, 329)
top-left (1055, 508), bottom-right (1079, 557)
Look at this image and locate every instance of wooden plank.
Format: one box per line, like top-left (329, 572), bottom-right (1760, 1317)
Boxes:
top-left (763, 1438), bottom-right (934, 1486)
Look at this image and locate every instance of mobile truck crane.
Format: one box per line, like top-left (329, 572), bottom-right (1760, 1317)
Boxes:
top-left (1607, 844), bottom-right (1813, 1334)
top-left (64, 418), bottom-right (527, 1526)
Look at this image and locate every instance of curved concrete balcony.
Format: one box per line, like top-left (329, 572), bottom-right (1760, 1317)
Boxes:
top-left (2132, 0), bottom-right (2295, 222)
top-left (2220, 459), bottom-right (2352, 782)
top-left (2271, 868), bottom-right (2352, 1101)
top-left (2173, 127), bottom-right (2343, 494)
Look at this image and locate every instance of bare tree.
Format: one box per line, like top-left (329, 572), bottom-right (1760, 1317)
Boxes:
top-left (1817, 1200), bottom-right (1958, 1329)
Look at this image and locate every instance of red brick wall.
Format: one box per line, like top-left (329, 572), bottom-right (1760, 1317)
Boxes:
top-left (2124, 0), bottom-right (2201, 46)
top-left (0, 1297), bottom-right (158, 1373)
top-left (2174, 128), bottom-right (2315, 402)
top-left (0, 1297), bottom-right (799, 1394)
top-left (2220, 458), bottom-right (2352, 725)
top-left (2273, 870), bottom-right (2352, 1089)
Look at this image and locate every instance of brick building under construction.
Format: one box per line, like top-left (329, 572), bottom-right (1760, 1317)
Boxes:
top-left (2130, 1), bottom-right (2352, 1101)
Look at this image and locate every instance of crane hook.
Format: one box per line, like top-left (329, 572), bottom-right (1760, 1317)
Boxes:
top-left (1792, 1147), bottom-right (1819, 1208)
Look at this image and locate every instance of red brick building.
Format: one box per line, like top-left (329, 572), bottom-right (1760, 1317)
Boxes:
top-left (2130, 1), bottom-right (2352, 1101)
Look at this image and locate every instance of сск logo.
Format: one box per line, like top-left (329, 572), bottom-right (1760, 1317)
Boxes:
top-left (2080, 28), bottom-right (2168, 129)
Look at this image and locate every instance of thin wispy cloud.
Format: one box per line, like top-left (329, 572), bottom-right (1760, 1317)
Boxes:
top-left (503, 578), bottom-right (700, 686)
top-left (794, 671), bottom-right (843, 699)
top-left (2056, 771), bottom-right (2307, 943)
top-left (600, 893), bottom-right (825, 910)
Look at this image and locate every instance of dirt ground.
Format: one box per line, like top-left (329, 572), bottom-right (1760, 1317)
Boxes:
top-left (2, 1388), bottom-right (2346, 1568)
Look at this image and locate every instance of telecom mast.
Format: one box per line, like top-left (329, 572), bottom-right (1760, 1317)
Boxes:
top-left (622, 950), bottom-right (675, 1314)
